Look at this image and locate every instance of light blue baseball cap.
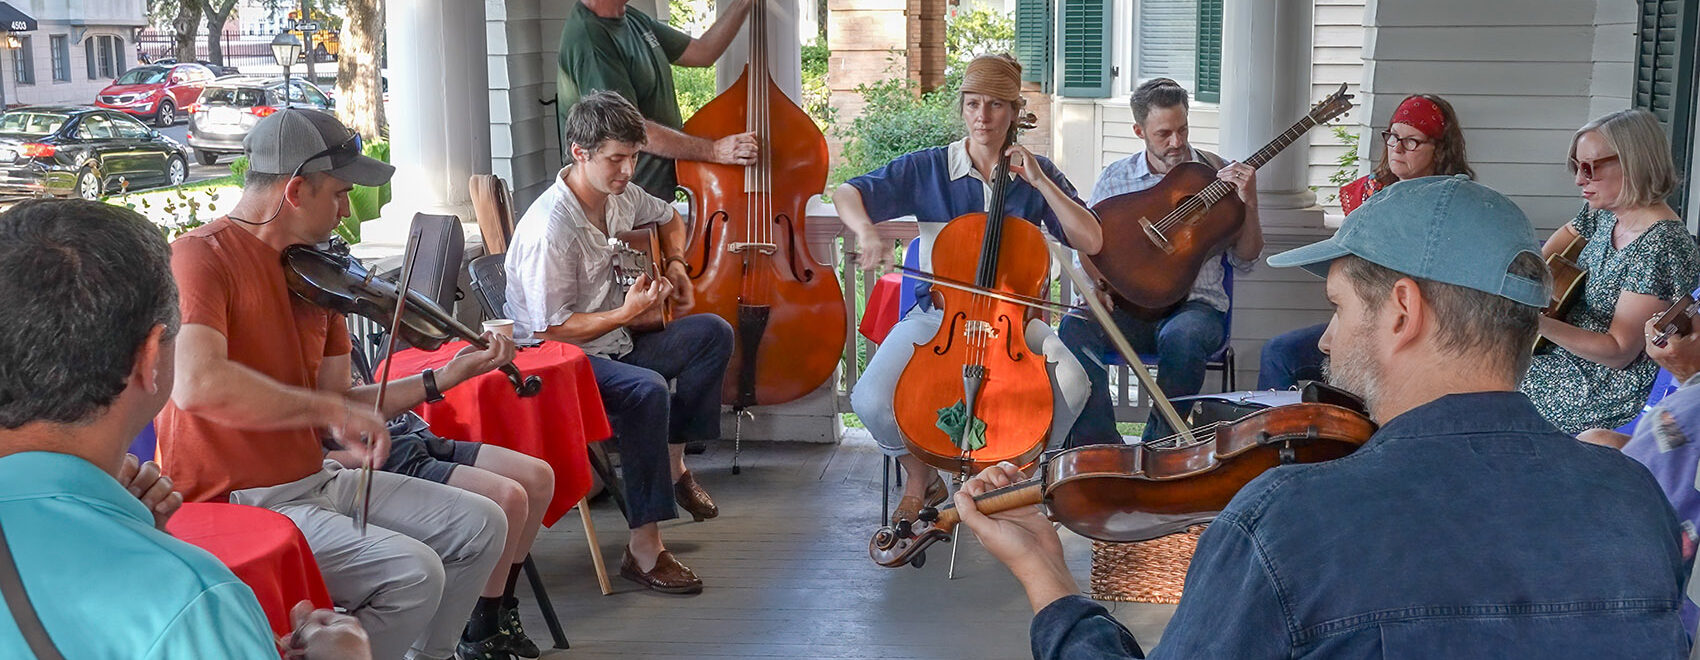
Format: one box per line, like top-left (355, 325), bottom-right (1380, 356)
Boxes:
top-left (1267, 175), bottom-right (1548, 307)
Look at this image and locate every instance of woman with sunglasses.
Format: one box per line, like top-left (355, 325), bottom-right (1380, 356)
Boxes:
top-left (1521, 108), bottom-right (1700, 434)
top-left (1257, 94), bottom-right (1473, 390)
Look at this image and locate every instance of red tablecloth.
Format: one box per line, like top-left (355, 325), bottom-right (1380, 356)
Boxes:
top-left (382, 340), bottom-right (611, 527)
top-left (168, 502), bottom-right (333, 640)
top-left (859, 273), bottom-right (906, 344)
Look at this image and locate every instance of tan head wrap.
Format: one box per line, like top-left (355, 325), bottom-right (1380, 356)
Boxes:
top-left (959, 54), bottom-right (1024, 104)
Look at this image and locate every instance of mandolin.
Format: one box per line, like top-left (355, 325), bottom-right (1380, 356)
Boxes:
top-left (1648, 287), bottom-right (1700, 348)
top-left (1533, 232), bottom-right (1588, 353)
top-left (611, 226), bottom-right (673, 333)
top-left (1086, 83), bottom-right (1354, 311)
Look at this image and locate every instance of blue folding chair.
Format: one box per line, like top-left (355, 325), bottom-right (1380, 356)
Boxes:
top-left (1100, 253), bottom-right (1238, 394)
top-left (128, 421), bottom-right (158, 462)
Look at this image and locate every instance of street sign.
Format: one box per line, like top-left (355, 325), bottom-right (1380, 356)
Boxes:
top-left (296, 21), bottom-right (320, 32)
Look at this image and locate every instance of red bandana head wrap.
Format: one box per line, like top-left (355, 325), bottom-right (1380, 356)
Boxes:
top-left (1390, 95), bottom-right (1446, 139)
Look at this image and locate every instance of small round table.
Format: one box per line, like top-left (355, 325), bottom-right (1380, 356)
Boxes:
top-left (167, 502), bottom-right (334, 639)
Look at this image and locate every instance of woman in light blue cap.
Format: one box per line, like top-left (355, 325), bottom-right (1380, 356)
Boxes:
top-left (1522, 109), bottom-right (1700, 434)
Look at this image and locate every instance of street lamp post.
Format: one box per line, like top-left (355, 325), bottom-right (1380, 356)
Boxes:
top-left (270, 31), bottom-right (302, 107)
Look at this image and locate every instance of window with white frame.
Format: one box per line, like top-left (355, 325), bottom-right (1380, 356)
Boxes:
top-left (49, 35), bottom-right (68, 82)
top-left (85, 35), bottom-right (124, 80)
top-left (1134, 0), bottom-right (1198, 89)
top-left (12, 36), bottom-right (32, 85)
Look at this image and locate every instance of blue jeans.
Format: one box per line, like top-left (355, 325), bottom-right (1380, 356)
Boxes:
top-left (1059, 301), bottom-right (1225, 445)
top-left (587, 313), bottom-right (733, 528)
top-left (1256, 322), bottom-right (1328, 390)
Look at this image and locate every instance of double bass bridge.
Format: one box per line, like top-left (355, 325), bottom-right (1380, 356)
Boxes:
top-left (728, 242), bottom-right (778, 255)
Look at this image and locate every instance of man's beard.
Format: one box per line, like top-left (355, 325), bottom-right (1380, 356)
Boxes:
top-left (1322, 318), bottom-right (1383, 417)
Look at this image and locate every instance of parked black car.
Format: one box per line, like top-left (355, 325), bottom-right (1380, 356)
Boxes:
top-left (149, 57), bottom-right (241, 77)
top-left (188, 77), bottom-right (333, 165)
top-left (0, 106), bottom-right (190, 200)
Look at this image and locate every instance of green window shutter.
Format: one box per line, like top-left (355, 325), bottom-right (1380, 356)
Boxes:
top-left (1635, 0), bottom-right (1698, 209)
top-left (1196, 0), bottom-right (1223, 103)
top-left (84, 37), bottom-right (95, 79)
top-left (1058, 0), bottom-right (1111, 98)
top-left (1015, 0), bottom-right (1053, 93)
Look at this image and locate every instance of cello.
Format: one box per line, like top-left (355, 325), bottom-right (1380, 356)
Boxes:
top-left (891, 113), bottom-right (1053, 476)
top-left (677, 0), bottom-right (847, 408)
top-left (1084, 84), bottom-right (1354, 310)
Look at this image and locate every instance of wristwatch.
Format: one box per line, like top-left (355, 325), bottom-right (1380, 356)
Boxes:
top-left (421, 368), bottom-right (445, 403)
top-left (664, 255), bottom-right (690, 271)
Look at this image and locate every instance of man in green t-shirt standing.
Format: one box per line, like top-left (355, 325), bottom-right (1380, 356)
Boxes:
top-left (559, 0), bottom-right (760, 198)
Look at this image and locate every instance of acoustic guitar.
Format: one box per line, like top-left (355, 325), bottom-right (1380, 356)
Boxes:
top-left (612, 226), bottom-right (674, 333)
top-left (1648, 288), bottom-right (1700, 348)
top-left (1085, 83), bottom-right (1354, 312)
top-left (1533, 233), bottom-right (1587, 353)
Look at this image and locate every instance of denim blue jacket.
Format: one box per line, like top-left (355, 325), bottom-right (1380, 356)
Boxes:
top-left (1032, 391), bottom-right (1691, 659)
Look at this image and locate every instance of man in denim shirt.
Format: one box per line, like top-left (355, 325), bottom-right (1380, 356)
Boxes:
top-left (957, 176), bottom-right (1691, 658)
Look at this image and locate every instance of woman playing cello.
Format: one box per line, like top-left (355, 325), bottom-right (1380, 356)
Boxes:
top-left (836, 54), bottom-right (1103, 525)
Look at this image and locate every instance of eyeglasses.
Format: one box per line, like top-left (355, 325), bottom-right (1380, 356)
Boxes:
top-left (290, 131), bottom-right (364, 179)
top-left (1569, 154), bottom-right (1620, 182)
top-left (1380, 130), bottom-right (1431, 152)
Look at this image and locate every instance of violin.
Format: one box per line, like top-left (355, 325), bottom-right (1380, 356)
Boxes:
top-left (869, 400), bottom-right (1376, 568)
top-left (282, 242), bottom-right (543, 398)
top-left (890, 112), bottom-right (1053, 475)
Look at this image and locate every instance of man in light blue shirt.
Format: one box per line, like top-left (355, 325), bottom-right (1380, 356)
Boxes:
top-left (0, 199), bottom-right (368, 659)
top-left (1060, 78), bottom-right (1264, 444)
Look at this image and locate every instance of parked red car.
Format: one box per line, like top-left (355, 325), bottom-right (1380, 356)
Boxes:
top-left (93, 63), bottom-right (217, 127)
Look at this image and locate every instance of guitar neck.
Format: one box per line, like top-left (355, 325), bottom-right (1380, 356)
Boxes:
top-left (1243, 115), bottom-right (1320, 170)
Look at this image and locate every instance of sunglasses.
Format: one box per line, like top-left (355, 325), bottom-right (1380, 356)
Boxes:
top-left (1569, 154), bottom-right (1619, 182)
top-left (291, 131), bottom-right (364, 179)
top-left (1380, 130), bottom-right (1431, 152)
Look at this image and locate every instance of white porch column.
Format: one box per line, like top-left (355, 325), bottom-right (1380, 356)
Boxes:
top-left (373, 0), bottom-right (493, 239)
top-left (1219, 0), bottom-right (1323, 230)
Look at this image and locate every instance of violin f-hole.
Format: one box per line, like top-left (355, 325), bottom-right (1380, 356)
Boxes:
top-left (933, 312), bottom-right (965, 356)
top-left (998, 313), bottom-right (1025, 362)
top-left (772, 213), bottom-right (815, 283)
top-left (689, 209), bottom-right (730, 278)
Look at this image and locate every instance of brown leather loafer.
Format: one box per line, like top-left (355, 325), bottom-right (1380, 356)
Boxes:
top-left (620, 547), bottom-right (703, 594)
top-left (674, 470), bottom-right (719, 522)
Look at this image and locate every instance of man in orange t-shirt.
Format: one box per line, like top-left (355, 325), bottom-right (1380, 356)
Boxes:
top-left (156, 108), bottom-right (510, 660)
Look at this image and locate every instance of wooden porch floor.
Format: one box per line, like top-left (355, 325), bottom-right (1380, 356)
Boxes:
top-left (513, 431), bottom-right (1177, 658)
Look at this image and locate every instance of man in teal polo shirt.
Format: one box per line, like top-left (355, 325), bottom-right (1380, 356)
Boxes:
top-left (558, 0), bottom-right (760, 198)
top-left (0, 199), bottom-right (368, 659)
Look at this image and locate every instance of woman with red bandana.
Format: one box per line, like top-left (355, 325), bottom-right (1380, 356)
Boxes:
top-left (1257, 94), bottom-right (1473, 389)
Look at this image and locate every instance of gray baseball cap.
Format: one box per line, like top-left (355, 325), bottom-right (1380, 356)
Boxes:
top-left (1267, 175), bottom-right (1548, 307)
top-left (242, 108), bottom-right (394, 187)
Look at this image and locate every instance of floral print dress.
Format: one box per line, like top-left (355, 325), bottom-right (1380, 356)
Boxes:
top-left (1522, 206), bottom-right (1700, 434)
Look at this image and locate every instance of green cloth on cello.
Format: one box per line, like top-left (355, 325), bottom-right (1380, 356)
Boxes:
top-left (935, 400), bottom-right (988, 451)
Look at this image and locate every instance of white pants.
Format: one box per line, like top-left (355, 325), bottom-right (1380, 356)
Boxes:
top-left (231, 462), bottom-right (506, 660)
top-left (851, 307), bottom-right (1092, 456)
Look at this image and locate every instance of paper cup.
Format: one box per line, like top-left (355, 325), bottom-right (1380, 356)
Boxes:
top-left (482, 319), bottom-right (515, 339)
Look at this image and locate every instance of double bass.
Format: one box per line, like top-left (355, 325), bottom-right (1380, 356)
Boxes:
top-left (891, 114), bottom-right (1052, 475)
top-left (1084, 84), bottom-right (1354, 311)
top-left (677, 0), bottom-right (847, 408)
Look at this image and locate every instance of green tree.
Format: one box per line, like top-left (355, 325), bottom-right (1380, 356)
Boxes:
top-left (334, 0), bottom-right (385, 140)
top-left (945, 6), bottom-right (1015, 71)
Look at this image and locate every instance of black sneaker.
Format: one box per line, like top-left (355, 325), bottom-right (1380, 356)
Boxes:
top-left (499, 605), bottom-right (541, 658)
top-left (684, 439), bottom-right (708, 455)
top-left (456, 632), bottom-right (514, 660)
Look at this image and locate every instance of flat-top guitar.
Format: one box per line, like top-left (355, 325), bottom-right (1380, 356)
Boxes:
top-left (1084, 83), bottom-right (1354, 314)
top-left (1533, 233), bottom-right (1588, 353)
top-left (612, 226), bottom-right (673, 333)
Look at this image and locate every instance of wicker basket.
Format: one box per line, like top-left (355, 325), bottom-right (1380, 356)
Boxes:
top-left (1088, 525), bottom-right (1207, 604)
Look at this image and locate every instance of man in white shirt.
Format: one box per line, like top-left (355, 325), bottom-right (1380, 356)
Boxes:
top-left (504, 91), bottom-right (730, 594)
